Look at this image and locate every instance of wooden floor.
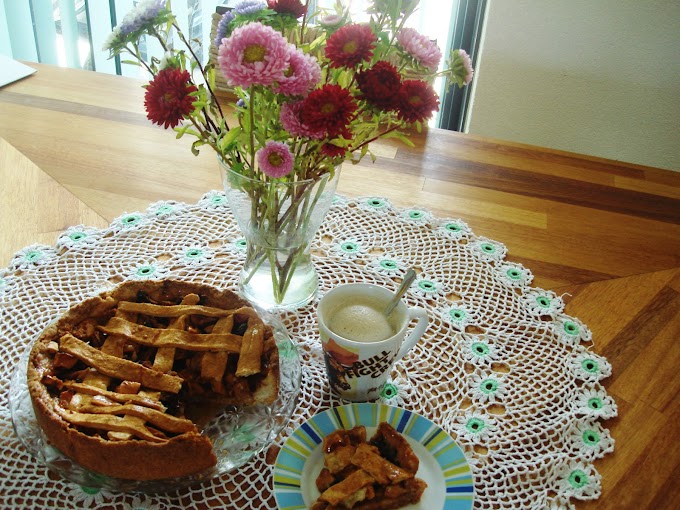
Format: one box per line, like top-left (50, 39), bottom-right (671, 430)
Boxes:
top-left (0, 64), bottom-right (678, 509)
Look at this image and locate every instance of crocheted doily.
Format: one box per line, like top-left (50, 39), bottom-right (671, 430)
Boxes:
top-left (0, 193), bottom-right (616, 510)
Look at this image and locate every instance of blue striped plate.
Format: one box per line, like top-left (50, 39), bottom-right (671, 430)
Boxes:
top-left (273, 403), bottom-right (474, 510)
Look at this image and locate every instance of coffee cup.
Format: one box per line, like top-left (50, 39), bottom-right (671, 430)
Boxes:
top-left (318, 283), bottom-right (429, 401)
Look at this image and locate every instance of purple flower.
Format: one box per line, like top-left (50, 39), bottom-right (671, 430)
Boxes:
top-left (396, 27), bottom-right (442, 71)
top-left (234, 0), bottom-right (267, 15)
top-left (118, 0), bottom-right (165, 36)
top-left (213, 11), bottom-right (235, 48)
top-left (257, 141), bottom-right (294, 178)
top-left (218, 22), bottom-right (290, 89)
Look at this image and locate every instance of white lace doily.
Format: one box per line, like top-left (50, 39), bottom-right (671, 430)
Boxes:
top-left (0, 193), bottom-right (615, 509)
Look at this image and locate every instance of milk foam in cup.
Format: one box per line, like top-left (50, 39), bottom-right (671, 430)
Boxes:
top-left (327, 298), bottom-right (396, 342)
top-left (318, 283), bottom-right (429, 401)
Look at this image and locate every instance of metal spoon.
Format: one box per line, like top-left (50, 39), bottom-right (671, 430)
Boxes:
top-left (384, 269), bottom-right (417, 316)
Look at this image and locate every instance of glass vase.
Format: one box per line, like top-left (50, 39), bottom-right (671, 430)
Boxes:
top-left (221, 161), bottom-right (339, 310)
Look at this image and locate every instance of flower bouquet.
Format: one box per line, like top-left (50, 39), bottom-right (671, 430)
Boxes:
top-left (105, 0), bottom-right (473, 308)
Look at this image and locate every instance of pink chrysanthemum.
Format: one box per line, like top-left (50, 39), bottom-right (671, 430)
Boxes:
top-left (218, 22), bottom-right (290, 89)
top-left (280, 101), bottom-right (325, 139)
top-left (396, 27), bottom-right (442, 71)
top-left (257, 141), bottom-right (294, 178)
top-left (457, 49), bottom-right (474, 85)
top-left (273, 46), bottom-right (321, 96)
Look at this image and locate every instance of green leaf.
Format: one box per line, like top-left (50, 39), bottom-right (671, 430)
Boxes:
top-left (191, 139), bottom-right (205, 156)
top-left (121, 60), bottom-right (141, 67)
top-left (220, 126), bottom-right (242, 151)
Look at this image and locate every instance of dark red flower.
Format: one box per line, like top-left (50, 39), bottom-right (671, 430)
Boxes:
top-left (144, 68), bottom-right (197, 129)
top-left (396, 80), bottom-right (439, 123)
top-left (321, 142), bottom-right (347, 158)
top-left (300, 84), bottom-right (357, 138)
top-left (325, 24), bottom-right (376, 69)
top-left (356, 60), bottom-right (402, 111)
top-left (267, 0), bottom-right (307, 18)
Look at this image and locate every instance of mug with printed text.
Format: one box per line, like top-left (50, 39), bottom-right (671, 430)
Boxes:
top-left (318, 283), bottom-right (429, 401)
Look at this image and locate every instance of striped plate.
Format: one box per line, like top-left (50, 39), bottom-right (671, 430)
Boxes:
top-left (273, 403), bottom-right (474, 510)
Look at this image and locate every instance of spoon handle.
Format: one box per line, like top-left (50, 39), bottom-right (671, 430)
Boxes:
top-left (384, 269), bottom-right (417, 316)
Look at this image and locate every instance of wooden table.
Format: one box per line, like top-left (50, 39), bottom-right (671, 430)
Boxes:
top-left (1, 63), bottom-right (678, 509)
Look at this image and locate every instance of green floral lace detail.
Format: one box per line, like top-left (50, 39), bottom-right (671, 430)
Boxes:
top-left (341, 241), bottom-right (359, 253)
top-left (121, 214), bottom-right (141, 226)
top-left (379, 259), bottom-right (399, 271)
top-left (235, 238), bottom-right (247, 249)
top-left (506, 268), bottom-right (522, 280)
top-left (366, 198), bottom-right (386, 208)
top-left (564, 321), bottom-right (580, 335)
top-left (481, 242), bottom-right (496, 254)
top-left (582, 429), bottom-right (600, 446)
top-left (536, 296), bottom-right (551, 308)
top-left (449, 308), bottom-right (466, 321)
top-left (380, 383), bottom-right (398, 399)
top-left (568, 469), bottom-right (589, 489)
top-left (185, 248), bottom-right (204, 259)
top-left (80, 486), bottom-right (101, 495)
top-left (466, 417), bottom-right (486, 434)
top-left (210, 194), bottom-right (226, 205)
top-left (154, 204), bottom-right (175, 215)
top-left (136, 265), bottom-right (157, 277)
top-left (69, 231), bottom-right (87, 242)
top-left (24, 250), bottom-right (44, 263)
top-left (445, 222), bottom-right (462, 232)
top-left (581, 359), bottom-right (599, 373)
top-left (277, 340), bottom-right (297, 359)
top-left (480, 379), bottom-right (498, 394)
top-left (471, 342), bottom-right (489, 357)
top-left (587, 397), bottom-right (603, 410)
top-left (417, 280), bottom-right (437, 293)
top-left (408, 210), bottom-right (425, 220)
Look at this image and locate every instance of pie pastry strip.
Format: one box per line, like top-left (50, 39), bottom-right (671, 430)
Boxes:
top-left (61, 381), bottom-right (165, 411)
top-left (351, 443), bottom-right (413, 485)
top-left (98, 317), bottom-right (243, 352)
top-left (201, 315), bottom-right (234, 386)
top-left (153, 294), bottom-right (197, 372)
top-left (56, 408), bottom-right (168, 443)
top-left (59, 334), bottom-right (183, 393)
top-left (118, 300), bottom-right (237, 318)
top-left (77, 403), bottom-right (196, 433)
top-left (235, 316), bottom-right (264, 377)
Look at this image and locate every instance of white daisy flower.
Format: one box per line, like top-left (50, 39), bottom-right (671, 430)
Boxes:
top-left (127, 261), bottom-right (170, 281)
top-left (57, 226), bottom-right (102, 250)
top-left (569, 352), bottom-right (612, 382)
top-left (411, 275), bottom-right (445, 298)
top-left (460, 335), bottom-right (500, 366)
top-left (224, 236), bottom-right (248, 257)
top-left (367, 256), bottom-right (407, 277)
top-left (469, 371), bottom-right (508, 404)
top-left (553, 315), bottom-right (592, 346)
top-left (470, 237), bottom-right (507, 262)
top-left (573, 387), bottom-right (617, 419)
top-left (451, 410), bottom-right (497, 445)
top-left (554, 461), bottom-right (602, 500)
top-left (180, 245), bottom-right (214, 266)
top-left (496, 261), bottom-right (533, 287)
top-left (356, 196), bottom-right (391, 213)
top-left (331, 237), bottom-right (367, 259)
top-left (400, 207), bottom-right (433, 225)
top-left (9, 244), bottom-right (57, 270)
top-left (199, 190), bottom-right (229, 209)
top-left (66, 483), bottom-right (115, 507)
top-left (436, 218), bottom-right (472, 240)
top-left (378, 372), bottom-right (414, 407)
top-left (523, 289), bottom-right (565, 318)
top-left (442, 303), bottom-right (480, 332)
top-left (147, 200), bottom-right (184, 219)
top-left (111, 211), bottom-right (149, 233)
top-left (569, 420), bottom-right (615, 459)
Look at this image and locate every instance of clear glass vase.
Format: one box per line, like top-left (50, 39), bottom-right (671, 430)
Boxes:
top-left (221, 161), bottom-right (339, 310)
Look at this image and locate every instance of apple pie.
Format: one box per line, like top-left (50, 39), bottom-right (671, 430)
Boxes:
top-left (26, 279), bottom-right (280, 481)
top-left (312, 423), bottom-right (427, 510)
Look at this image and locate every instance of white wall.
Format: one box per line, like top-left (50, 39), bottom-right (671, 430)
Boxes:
top-left (466, 0), bottom-right (680, 171)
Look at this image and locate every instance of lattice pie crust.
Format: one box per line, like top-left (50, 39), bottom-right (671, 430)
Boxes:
top-left (26, 280), bottom-right (280, 481)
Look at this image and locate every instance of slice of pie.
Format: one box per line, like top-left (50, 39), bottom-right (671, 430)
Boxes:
top-left (26, 279), bottom-right (280, 481)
